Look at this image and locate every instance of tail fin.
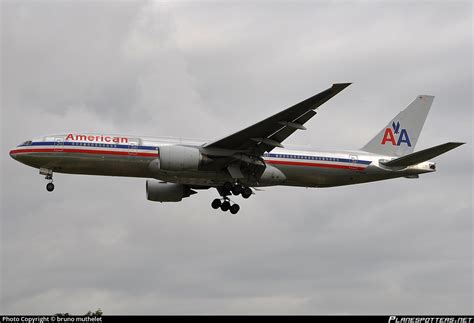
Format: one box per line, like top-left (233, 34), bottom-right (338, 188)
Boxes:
top-left (361, 95), bottom-right (434, 156)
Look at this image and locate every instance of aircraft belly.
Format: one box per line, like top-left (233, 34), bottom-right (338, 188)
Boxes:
top-left (19, 152), bottom-right (154, 178)
top-left (21, 152), bottom-right (232, 185)
top-left (273, 164), bottom-right (351, 187)
top-left (275, 164), bottom-right (393, 187)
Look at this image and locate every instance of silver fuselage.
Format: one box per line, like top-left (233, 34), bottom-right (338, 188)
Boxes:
top-left (9, 133), bottom-right (435, 188)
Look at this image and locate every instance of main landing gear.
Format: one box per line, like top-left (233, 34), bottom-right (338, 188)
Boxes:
top-left (211, 182), bottom-right (253, 215)
top-left (211, 198), bottom-right (240, 214)
top-left (40, 168), bottom-right (54, 192)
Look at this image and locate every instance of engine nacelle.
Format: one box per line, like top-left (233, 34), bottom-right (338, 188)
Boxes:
top-left (150, 145), bottom-right (209, 172)
top-left (146, 180), bottom-right (195, 202)
top-left (259, 165), bottom-right (286, 185)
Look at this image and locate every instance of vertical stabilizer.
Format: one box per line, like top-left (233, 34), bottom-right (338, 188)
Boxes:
top-left (360, 95), bottom-right (434, 156)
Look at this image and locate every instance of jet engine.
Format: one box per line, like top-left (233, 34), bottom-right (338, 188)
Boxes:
top-left (146, 180), bottom-right (196, 202)
top-left (150, 145), bottom-right (210, 172)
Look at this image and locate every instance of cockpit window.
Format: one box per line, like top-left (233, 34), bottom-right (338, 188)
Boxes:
top-left (20, 140), bottom-right (32, 146)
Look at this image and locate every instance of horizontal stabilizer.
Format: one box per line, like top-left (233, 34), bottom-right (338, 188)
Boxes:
top-left (381, 142), bottom-right (465, 167)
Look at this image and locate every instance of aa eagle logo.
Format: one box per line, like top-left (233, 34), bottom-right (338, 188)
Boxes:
top-left (380, 121), bottom-right (411, 147)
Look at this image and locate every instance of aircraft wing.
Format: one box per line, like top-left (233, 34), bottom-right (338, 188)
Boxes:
top-left (202, 83), bottom-right (351, 156)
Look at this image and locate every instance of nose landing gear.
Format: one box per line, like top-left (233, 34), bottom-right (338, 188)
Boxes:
top-left (46, 182), bottom-right (55, 192)
top-left (40, 168), bottom-right (54, 192)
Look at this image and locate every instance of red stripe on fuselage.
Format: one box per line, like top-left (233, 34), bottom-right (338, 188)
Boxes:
top-left (266, 159), bottom-right (365, 171)
top-left (9, 148), bottom-right (158, 158)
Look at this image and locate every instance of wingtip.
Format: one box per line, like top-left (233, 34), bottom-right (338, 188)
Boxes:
top-left (444, 142), bottom-right (466, 149)
top-left (331, 82), bottom-right (352, 91)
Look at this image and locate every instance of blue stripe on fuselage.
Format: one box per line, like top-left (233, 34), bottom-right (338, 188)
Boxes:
top-left (264, 153), bottom-right (371, 165)
top-left (22, 141), bottom-right (158, 151)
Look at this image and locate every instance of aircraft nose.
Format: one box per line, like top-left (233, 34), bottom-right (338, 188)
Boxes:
top-left (10, 148), bottom-right (18, 160)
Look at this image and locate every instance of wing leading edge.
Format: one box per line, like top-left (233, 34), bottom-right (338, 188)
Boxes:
top-left (203, 83), bottom-right (351, 156)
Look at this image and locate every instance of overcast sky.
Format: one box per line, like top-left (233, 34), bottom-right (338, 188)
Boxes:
top-left (1, 0), bottom-right (472, 315)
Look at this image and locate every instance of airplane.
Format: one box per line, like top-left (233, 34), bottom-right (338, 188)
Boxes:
top-left (9, 83), bottom-right (464, 214)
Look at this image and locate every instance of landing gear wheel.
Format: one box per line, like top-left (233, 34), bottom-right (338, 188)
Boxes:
top-left (211, 199), bottom-right (222, 209)
top-left (230, 204), bottom-right (240, 214)
top-left (46, 182), bottom-right (55, 192)
top-left (221, 201), bottom-right (230, 212)
top-left (242, 187), bottom-right (252, 199)
top-left (231, 185), bottom-right (242, 196)
top-left (223, 182), bottom-right (233, 192)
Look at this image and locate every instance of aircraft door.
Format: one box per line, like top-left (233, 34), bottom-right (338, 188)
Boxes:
top-left (128, 140), bottom-right (139, 156)
top-left (54, 137), bottom-right (64, 152)
top-left (349, 154), bottom-right (358, 170)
